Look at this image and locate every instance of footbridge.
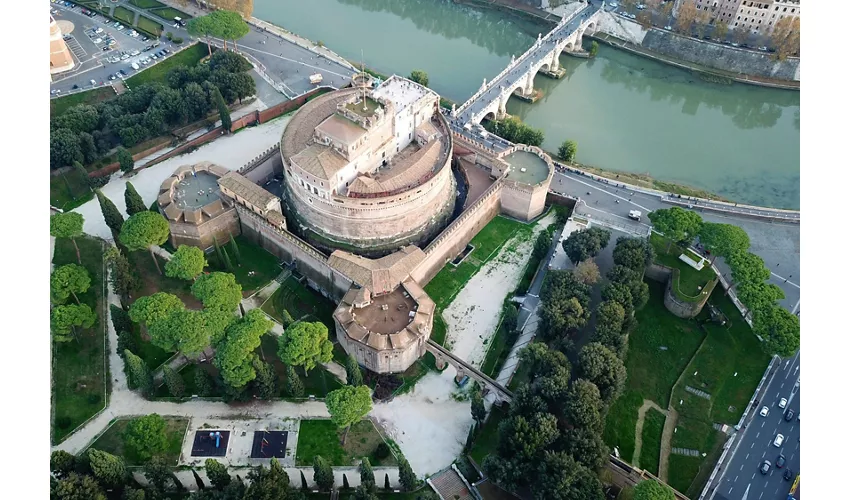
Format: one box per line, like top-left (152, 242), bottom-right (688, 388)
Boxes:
top-left (452, 0), bottom-right (603, 125)
top-left (426, 340), bottom-right (514, 404)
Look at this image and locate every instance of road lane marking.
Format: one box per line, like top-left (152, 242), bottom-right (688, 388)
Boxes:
top-left (756, 432), bottom-right (760, 438)
top-left (746, 453), bottom-right (749, 460)
top-left (740, 464), bottom-right (744, 471)
top-left (560, 174), bottom-right (652, 211)
top-left (770, 271), bottom-right (799, 288)
top-left (751, 443), bottom-right (755, 448)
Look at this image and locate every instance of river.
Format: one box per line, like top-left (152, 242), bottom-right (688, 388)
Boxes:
top-left (254, 0), bottom-right (800, 209)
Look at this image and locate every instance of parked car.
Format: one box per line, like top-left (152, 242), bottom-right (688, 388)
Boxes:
top-left (89, 79), bottom-right (97, 86)
top-left (759, 460), bottom-right (770, 475)
top-left (163, 48), bottom-right (170, 54)
top-left (778, 398), bottom-right (787, 409)
top-left (773, 434), bottom-right (784, 447)
top-left (629, 13), bottom-right (636, 19)
top-left (776, 454), bottom-right (786, 468)
top-left (130, 50), bottom-right (140, 56)
top-left (785, 409), bottom-right (795, 421)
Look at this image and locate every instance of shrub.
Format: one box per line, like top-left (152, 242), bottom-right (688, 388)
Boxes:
top-left (374, 442), bottom-right (391, 459)
top-left (172, 37), bottom-right (184, 44)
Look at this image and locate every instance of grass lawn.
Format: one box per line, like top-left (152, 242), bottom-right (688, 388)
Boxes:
top-left (113, 6), bottom-right (136, 25)
top-left (130, 0), bottom-right (166, 8)
top-left (127, 250), bottom-right (201, 309)
top-left (602, 390), bottom-right (642, 462)
top-left (208, 236), bottom-right (281, 295)
top-left (469, 405), bottom-right (508, 466)
top-left (258, 335), bottom-right (343, 397)
top-left (51, 86), bottom-right (116, 117)
top-left (650, 233), bottom-right (716, 300)
top-left (261, 276), bottom-right (336, 330)
top-left (52, 236), bottom-right (106, 444)
top-left (150, 6), bottom-right (192, 22)
top-left (126, 43), bottom-right (207, 88)
top-left (667, 455), bottom-right (703, 496)
top-left (50, 170), bottom-right (93, 211)
top-left (88, 417), bottom-right (188, 465)
top-left (295, 419), bottom-right (396, 466)
top-left (131, 324), bottom-right (172, 370)
top-left (479, 317), bottom-right (511, 378)
top-left (136, 15), bottom-right (165, 37)
top-left (638, 408), bottom-right (665, 476)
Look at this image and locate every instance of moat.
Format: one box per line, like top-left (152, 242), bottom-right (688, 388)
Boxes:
top-left (254, 0), bottom-right (800, 209)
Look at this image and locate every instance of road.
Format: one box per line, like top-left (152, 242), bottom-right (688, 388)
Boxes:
top-left (709, 352), bottom-right (801, 500)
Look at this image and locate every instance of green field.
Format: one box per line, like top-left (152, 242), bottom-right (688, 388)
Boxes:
top-left (136, 15), bottom-right (164, 37)
top-left (130, 0), bottom-right (166, 8)
top-left (126, 43), bottom-right (207, 88)
top-left (87, 417), bottom-right (188, 465)
top-left (639, 408), bottom-right (666, 476)
top-left (150, 6), bottom-right (192, 22)
top-left (468, 405), bottom-right (508, 466)
top-left (261, 275), bottom-right (336, 329)
top-left (52, 236), bottom-right (106, 444)
top-left (113, 6), bottom-right (136, 25)
top-left (602, 390), bottom-right (643, 462)
top-left (208, 236), bottom-right (282, 294)
top-left (127, 250), bottom-right (201, 309)
top-left (50, 170), bottom-right (94, 211)
top-left (295, 419), bottom-right (397, 466)
top-left (51, 86), bottom-right (115, 117)
top-left (479, 303), bottom-right (516, 378)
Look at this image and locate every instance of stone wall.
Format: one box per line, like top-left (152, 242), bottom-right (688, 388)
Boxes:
top-left (335, 322), bottom-right (427, 374)
top-left (168, 207), bottom-right (241, 250)
top-left (238, 145), bottom-right (282, 185)
top-left (646, 263), bottom-right (713, 319)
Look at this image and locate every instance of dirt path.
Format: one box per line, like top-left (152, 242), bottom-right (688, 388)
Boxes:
top-left (658, 406), bottom-right (678, 482)
top-left (632, 399), bottom-right (667, 466)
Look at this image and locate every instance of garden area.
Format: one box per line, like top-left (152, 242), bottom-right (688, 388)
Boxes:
top-left (649, 233), bottom-right (717, 301)
top-left (113, 6), bottom-right (136, 25)
top-left (638, 408), bottom-right (665, 476)
top-left (261, 275), bottom-right (336, 329)
top-left (149, 6), bottom-right (192, 23)
top-left (295, 419), bottom-right (398, 467)
top-left (87, 416), bottom-right (189, 465)
top-left (52, 236), bottom-right (107, 444)
top-left (204, 236), bottom-right (282, 295)
top-left (126, 42), bottom-right (208, 88)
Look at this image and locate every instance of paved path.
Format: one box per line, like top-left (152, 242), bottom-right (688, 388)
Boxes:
top-left (632, 400), bottom-right (667, 467)
top-left (658, 406), bottom-right (678, 482)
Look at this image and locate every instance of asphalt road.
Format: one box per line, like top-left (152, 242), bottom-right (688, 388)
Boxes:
top-left (709, 352), bottom-right (801, 500)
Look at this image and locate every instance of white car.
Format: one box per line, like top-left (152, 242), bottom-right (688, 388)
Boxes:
top-left (773, 434), bottom-right (784, 447)
top-left (89, 79), bottom-right (97, 86)
top-left (117, 25), bottom-right (125, 31)
top-left (778, 398), bottom-right (787, 409)
top-left (93, 38), bottom-right (102, 44)
top-left (130, 50), bottom-right (140, 56)
top-left (759, 406), bottom-right (769, 417)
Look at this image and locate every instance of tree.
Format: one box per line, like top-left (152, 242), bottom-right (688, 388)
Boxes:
top-left (51, 264), bottom-right (91, 305)
top-left (346, 353), bottom-right (364, 386)
top-left (244, 458), bottom-right (291, 499)
top-left (285, 365), bottom-right (305, 397)
top-left (637, 10), bottom-right (652, 29)
top-left (208, 9), bottom-right (250, 49)
top-left (727, 251), bottom-right (770, 288)
top-left (573, 259), bottom-right (600, 285)
top-left (129, 292), bottom-right (185, 327)
top-left (117, 147), bottom-right (134, 173)
top-left (325, 385), bottom-right (372, 444)
top-left (634, 479), bottom-right (676, 500)
top-left (753, 305), bottom-right (800, 357)
top-left (253, 356), bottom-right (277, 399)
top-left (693, 11), bottom-right (711, 38)
top-left (124, 182), bottom-right (147, 216)
top-left (560, 427), bottom-right (608, 469)
top-left (51, 212), bottom-right (85, 264)
top-left (535, 452), bottom-right (604, 500)
top-left (714, 20), bottom-right (729, 41)
top-left (119, 211), bottom-right (170, 274)
top-left (205, 458), bottom-right (231, 490)
top-left (194, 367), bottom-right (214, 397)
top-left (51, 304), bottom-right (97, 342)
top-left (87, 449), bottom-right (127, 489)
top-left (300, 470), bottom-right (309, 490)
top-left (143, 457), bottom-right (174, 494)
top-left (589, 40), bottom-right (599, 57)
top-left (213, 85), bottom-right (231, 132)
top-left (51, 450), bottom-right (78, 479)
top-left (51, 128), bottom-right (83, 169)
top-left (493, 412), bottom-right (559, 479)
top-left (105, 247), bottom-right (139, 307)
top-left (562, 226), bottom-right (610, 265)
top-left (533, 231), bottom-right (552, 260)
top-left (699, 222), bottom-right (750, 264)
top-left (122, 488), bottom-right (147, 500)
top-left (215, 310), bottom-right (273, 387)
top-left (519, 342), bottom-right (571, 385)
top-left (771, 17), bottom-right (800, 60)
top-left (502, 302), bottom-right (519, 333)
top-left (540, 295), bottom-right (588, 340)
top-left (52, 473), bottom-right (106, 500)
top-left (471, 389), bottom-right (486, 425)
top-left (96, 190), bottom-right (125, 237)
top-left (675, 0), bottom-right (698, 35)
top-left (612, 237), bottom-right (655, 274)
top-left (192, 272), bottom-right (243, 312)
top-left (594, 300), bottom-right (626, 344)
top-left (229, 235), bottom-right (242, 265)
top-left (278, 321), bottom-right (334, 374)
top-left (124, 349), bottom-right (153, 395)
top-left (73, 161), bottom-right (91, 192)
top-left (163, 365), bottom-right (185, 397)
top-left (205, 308), bottom-right (236, 347)
top-left (187, 14), bottom-right (216, 56)
top-left (398, 457), bottom-right (418, 491)
top-left (736, 281), bottom-right (785, 316)
top-left (359, 458), bottom-right (376, 491)
top-left (280, 309), bottom-right (295, 327)
top-left (166, 245), bottom-right (208, 281)
top-left (409, 70), bottom-right (429, 87)
top-left (648, 207), bottom-right (703, 249)
top-left (732, 25), bottom-right (749, 45)
top-left (558, 140), bottom-right (578, 162)
top-left (601, 282), bottom-right (634, 316)
top-left (563, 379), bottom-right (604, 432)
top-left (313, 456), bottom-right (334, 491)
top-left (221, 246), bottom-right (233, 270)
top-left (343, 473), bottom-right (351, 490)
top-left (210, 50), bottom-right (253, 74)
top-left (125, 414), bottom-right (169, 462)
top-left (578, 343), bottom-right (626, 403)
top-left (352, 484), bottom-right (379, 500)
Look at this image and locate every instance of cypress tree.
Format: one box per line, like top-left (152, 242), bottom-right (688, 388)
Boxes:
top-left (398, 458), bottom-right (417, 491)
top-left (342, 473), bottom-right (350, 490)
top-left (124, 349), bottom-right (153, 396)
top-left (359, 457), bottom-right (375, 492)
top-left (194, 368), bottom-right (213, 397)
top-left (73, 161), bottom-right (92, 191)
top-left (221, 246), bottom-right (233, 271)
top-left (213, 236), bottom-right (225, 268)
top-left (229, 235), bottom-right (242, 265)
top-left (313, 456), bottom-right (334, 491)
top-left (97, 190), bottom-right (125, 237)
top-left (163, 365), bottom-right (185, 397)
top-left (124, 182), bottom-right (147, 216)
top-left (384, 473), bottom-right (390, 490)
top-left (346, 353), bottom-right (364, 386)
top-left (300, 470), bottom-right (308, 490)
top-left (285, 365), bottom-right (304, 397)
top-left (213, 87), bottom-right (232, 132)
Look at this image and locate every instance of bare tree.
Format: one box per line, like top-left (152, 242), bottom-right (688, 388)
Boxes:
top-left (694, 10), bottom-right (711, 38)
top-left (770, 17), bottom-right (800, 60)
top-left (732, 25), bottom-right (749, 45)
top-left (675, 0), bottom-right (698, 35)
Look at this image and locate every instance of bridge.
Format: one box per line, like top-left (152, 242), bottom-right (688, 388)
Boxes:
top-left (451, 0), bottom-right (603, 126)
top-left (426, 340), bottom-right (514, 404)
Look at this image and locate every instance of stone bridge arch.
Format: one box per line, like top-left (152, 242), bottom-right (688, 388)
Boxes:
top-left (426, 341), bottom-right (513, 405)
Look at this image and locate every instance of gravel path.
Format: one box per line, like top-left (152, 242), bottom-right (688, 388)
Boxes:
top-left (632, 399), bottom-right (667, 467)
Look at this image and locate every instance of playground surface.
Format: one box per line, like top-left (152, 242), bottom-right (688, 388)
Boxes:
top-left (191, 430), bottom-right (230, 457)
top-left (251, 430), bottom-right (289, 458)
top-left (179, 417), bottom-right (299, 468)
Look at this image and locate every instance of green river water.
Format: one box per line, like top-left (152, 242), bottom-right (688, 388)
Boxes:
top-left (254, 0), bottom-right (800, 209)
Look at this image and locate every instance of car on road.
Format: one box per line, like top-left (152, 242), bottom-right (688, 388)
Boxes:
top-left (773, 434), bottom-right (784, 447)
top-left (109, 74), bottom-right (116, 81)
top-left (89, 79), bottom-right (97, 86)
top-left (784, 468), bottom-right (794, 480)
top-left (785, 409), bottom-right (795, 421)
top-left (664, 25), bottom-right (672, 30)
top-left (776, 454), bottom-right (786, 468)
top-left (778, 398), bottom-right (787, 409)
top-left (759, 406), bottom-right (770, 417)
top-left (118, 69), bottom-right (127, 76)
top-left (759, 460), bottom-right (770, 475)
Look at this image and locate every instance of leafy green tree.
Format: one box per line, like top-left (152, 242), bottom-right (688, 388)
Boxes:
top-left (384, 474), bottom-right (391, 490)
top-left (398, 457), bottom-right (418, 491)
top-left (558, 139), bottom-right (577, 162)
top-left (204, 308), bottom-right (236, 347)
top-left (300, 470), bottom-right (309, 490)
top-left (280, 309), bottom-right (295, 327)
top-left (607, 265), bottom-right (649, 311)
top-left (129, 292), bottom-right (185, 327)
top-left (209, 9), bottom-right (250, 49)
top-left (96, 190), bottom-right (125, 237)
top-left (577, 342), bottom-right (626, 403)
top-left (124, 349), bottom-right (153, 395)
top-left (502, 302), bottom-right (519, 333)
top-left (52, 472), bottom-right (106, 500)
top-left (51, 304), bottom-right (97, 342)
top-left (51, 212), bottom-right (85, 264)
top-left (87, 449), bottom-right (127, 489)
top-left (277, 321), bottom-right (334, 374)
top-left (195, 367), bottom-right (214, 397)
top-left (346, 353), bottom-right (364, 386)
top-left (533, 230), bottom-right (552, 260)
top-left (50, 450), bottom-right (78, 479)
top-left (229, 235), bottom-right (242, 265)
top-left (601, 282), bottom-right (634, 317)
top-left (539, 270), bottom-right (591, 340)
top-left (213, 87), bottom-right (231, 132)
top-left (163, 365), bottom-right (185, 397)
top-left (117, 147), bottom-right (134, 173)
top-left (122, 488), bottom-right (146, 500)
top-left (325, 385), bottom-right (372, 444)
top-left (119, 211), bottom-right (170, 274)
top-left (360, 457), bottom-right (376, 491)
top-left (519, 343), bottom-right (571, 384)
top-left (124, 182), bottom-right (147, 216)
top-left (564, 379), bottom-right (604, 432)
top-left (143, 457), bottom-right (174, 495)
top-left (493, 412), bottom-right (559, 480)
top-left (205, 458), bottom-right (231, 490)
top-left (51, 128), bottom-right (84, 169)
top-left (699, 222), bottom-right (750, 263)
top-left (51, 264), bottom-right (91, 304)
top-left (562, 227), bottom-right (610, 265)
top-left (535, 451), bottom-right (604, 500)
top-left (165, 245), bottom-right (208, 281)
top-left (187, 14), bottom-right (216, 55)
top-left (633, 479), bottom-right (676, 500)
top-left (509, 386), bottom-right (548, 418)
top-left (313, 456), bottom-right (334, 491)
top-left (737, 281), bottom-right (785, 316)
top-left (471, 388), bottom-right (487, 425)
top-left (612, 236), bottom-right (655, 274)
top-left (215, 309), bottom-right (273, 387)
top-left (594, 300), bottom-right (625, 345)
top-left (409, 70), bottom-right (429, 86)
top-left (125, 414), bottom-right (168, 462)
top-left (648, 207), bottom-right (703, 249)
top-left (589, 40), bottom-right (599, 57)
top-left (253, 356), bottom-right (277, 399)
top-left (192, 272), bottom-right (243, 312)
top-left (754, 305), bottom-right (800, 357)
top-left (573, 259), bottom-right (600, 285)
top-left (559, 427), bottom-right (609, 469)
top-left (285, 365), bottom-right (305, 397)
top-left (149, 308), bottom-right (210, 355)
top-left (105, 247), bottom-right (139, 307)
top-left (351, 484), bottom-right (380, 500)
top-left (727, 251), bottom-right (770, 288)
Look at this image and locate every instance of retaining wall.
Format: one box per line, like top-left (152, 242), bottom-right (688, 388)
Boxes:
top-left (647, 263), bottom-right (713, 319)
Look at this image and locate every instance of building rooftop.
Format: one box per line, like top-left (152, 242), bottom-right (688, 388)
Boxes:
top-left (343, 96), bottom-right (383, 118)
top-left (327, 245), bottom-right (426, 295)
top-left (281, 88), bottom-right (360, 162)
top-left (218, 171), bottom-right (278, 212)
top-left (347, 134), bottom-right (445, 196)
top-left (372, 75), bottom-right (434, 115)
top-left (504, 150), bottom-right (550, 185)
top-left (158, 162), bottom-right (233, 225)
top-left (290, 143), bottom-right (349, 181)
top-left (315, 113), bottom-right (368, 147)
top-left (172, 171), bottom-right (221, 210)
